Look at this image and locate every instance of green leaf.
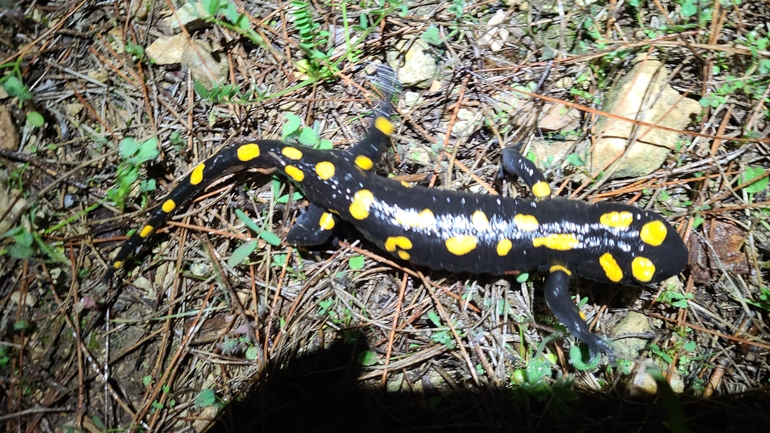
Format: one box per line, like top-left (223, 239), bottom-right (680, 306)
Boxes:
top-left (195, 389), bottom-right (217, 408)
top-left (282, 113), bottom-right (302, 139)
top-left (569, 345), bottom-right (601, 370)
top-left (276, 191), bottom-right (304, 204)
top-left (741, 166), bottom-right (768, 193)
top-left (298, 127), bottom-right (319, 146)
top-left (680, 0), bottom-right (698, 17)
top-left (119, 137), bottom-right (140, 159)
top-left (318, 139), bottom-right (333, 150)
top-left (193, 80), bottom-right (210, 98)
top-left (357, 350), bottom-right (379, 366)
top-left (258, 230), bottom-right (282, 246)
top-left (421, 26), bottom-right (442, 46)
top-left (348, 255), bottom-right (365, 269)
top-left (227, 240), bottom-right (258, 267)
top-left (566, 153), bottom-right (584, 167)
top-left (2, 76), bottom-right (32, 100)
top-left (245, 346), bottom-right (259, 360)
top-left (26, 111), bottom-right (44, 128)
top-left (135, 137), bottom-right (159, 164)
top-left (427, 310), bottom-right (442, 327)
top-left (235, 208), bottom-right (260, 232)
top-left (515, 272), bottom-right (529, 283)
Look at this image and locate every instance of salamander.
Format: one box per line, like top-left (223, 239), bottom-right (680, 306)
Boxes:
top-left (106, 65), bottom-right (688, 362)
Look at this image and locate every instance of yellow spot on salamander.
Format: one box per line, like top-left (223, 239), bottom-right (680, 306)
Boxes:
top-left (281, 146), bottom-right (303, 160)
top-left (445, 235), bottom-right (478, 256)
top-left (162, 199), bottom-right (176, 213)
top-left (549, 265), bottom-right (572, 276)
top-left (237, 143), bottom-right (261, 161)
top-left (319, 212), bottom-right (335, 230)
top-left (315, 161), bottom-right (335, 180)
top-left (632, 256), bottom-right (655, 282)
top-left (385, 236), bottom-right (412, 252)
top-left (532, 181), bottom-right (551, 198)
top-left (113, 261), bottom-right (123, 269)
top-left (599, 253), bottom-right (623, 282)
top-left (374, 116), bottom-right (394, 135)
top-left (349, 190), bottom-right (374, 220)
top-left (139, 225), bottom-right (154, 238)
top-left (640, 220), bottom-right (667, 246)
top-left (285, 165), bottom-right (305, 182)
top-left (355, 155), bottom-right (374, 170)
top-left (471, 210), bottom-right (490, 231)
top-left (385, 236), bottom-right (412, 261)
top-left (600, 211), bottom-right (633, 229)
top-left (532, 233), bottom-right (579, 251)
top-left (513, 214), bottom-right (539, 232)
top-left (496, 239), bottom-right (512, 256)
top-left (190, 163), bottom-right (205, 185)
top-left (400, 181), bottom-right (413, 188)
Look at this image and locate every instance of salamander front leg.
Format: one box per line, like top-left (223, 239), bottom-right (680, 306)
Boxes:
top-left (543, 267), bottom-right (614, 364)
top-left (348, 64), bottom-right (401, 163)
top-left (286, 204), bottom-right (338, 247)
top-left (499, 146), bottom-right (551, 200)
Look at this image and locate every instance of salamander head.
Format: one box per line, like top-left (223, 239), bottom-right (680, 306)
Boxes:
top-left (576, 206), bottom-right (688, 286)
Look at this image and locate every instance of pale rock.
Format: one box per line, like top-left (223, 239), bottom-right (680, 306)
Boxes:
top-left (493, 90), bottom-right (582, 131)
top-left (387, 38), bottom-right (438, 88)
top-left (527, 139), bottom-right (577, 171)
top-left (181, 40), bottom-right (228, 89)
top-left (0, 188), bottom-right (27, 234)
top-left (146, 33), bottom-right (189, 65)
top-left (591, 58), bottom-right (701, 180)
top-left (0, 105), bottom-right (20, 151)
top-left (10, 291), bottom-right (36, 307)
top-left (478, 9), bottom-right (509, 52)
top-left (403, 91), bottom-right (422, 107)
top-left (131, 0), bottom-right (150, 19)
top-left (630, 360), bottom-right (686, 396)
top-left (87, 69), bottom-right (110, 83)
top-left (65, 103), bottom-right (83, 116)
top-left (163, 2), bottom-right (212, 33)
top-left (610, 311), bottom-right (651, 359)
top-left (452, 108), bottom-right (481, 137)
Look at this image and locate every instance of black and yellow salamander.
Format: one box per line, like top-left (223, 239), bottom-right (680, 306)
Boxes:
top-left (106, 65), bottom-right (688, 362)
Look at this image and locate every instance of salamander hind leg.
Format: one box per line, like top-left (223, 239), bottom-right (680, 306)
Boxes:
top-left (543, 267), bottom-right (615, 364)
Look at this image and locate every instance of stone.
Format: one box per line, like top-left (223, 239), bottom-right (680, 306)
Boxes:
top-left (387, 38), bottom-right (438, 89)
top-left (591, 57), bottom-right (701, 180)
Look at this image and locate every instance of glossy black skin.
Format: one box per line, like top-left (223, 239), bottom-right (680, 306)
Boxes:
top-left (107, 66), bottom-right (688, 363)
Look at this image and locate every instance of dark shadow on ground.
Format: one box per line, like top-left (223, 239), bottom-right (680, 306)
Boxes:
top-left (207, 336), bottom-right (770, 433)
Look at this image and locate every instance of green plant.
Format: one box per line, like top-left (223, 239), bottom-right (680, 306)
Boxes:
top-left (427, 310), bottom-right (458, 349)
top-left (739, 166), bottom-right (768, 203)
top-left (658, 286), bottom-right (693, 309)
top-left (290, 0), bottom-right (333, 78)
top-left (226, 209), bottom-right (281, 268)
top-left (108, 137), bottom-right (160, 211)
top-left (1, 224), bottom-right (68, 264)
top-left (199, 0), bottom-right (263, 46)
top-left (193, 81), bottom-right (248, 103)
top-left (1, 56), bottom-right (33, 102)
top-left (282, 113), bottom-right (333, 149)
top-left (745, 286), bottom-right (770, 312)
